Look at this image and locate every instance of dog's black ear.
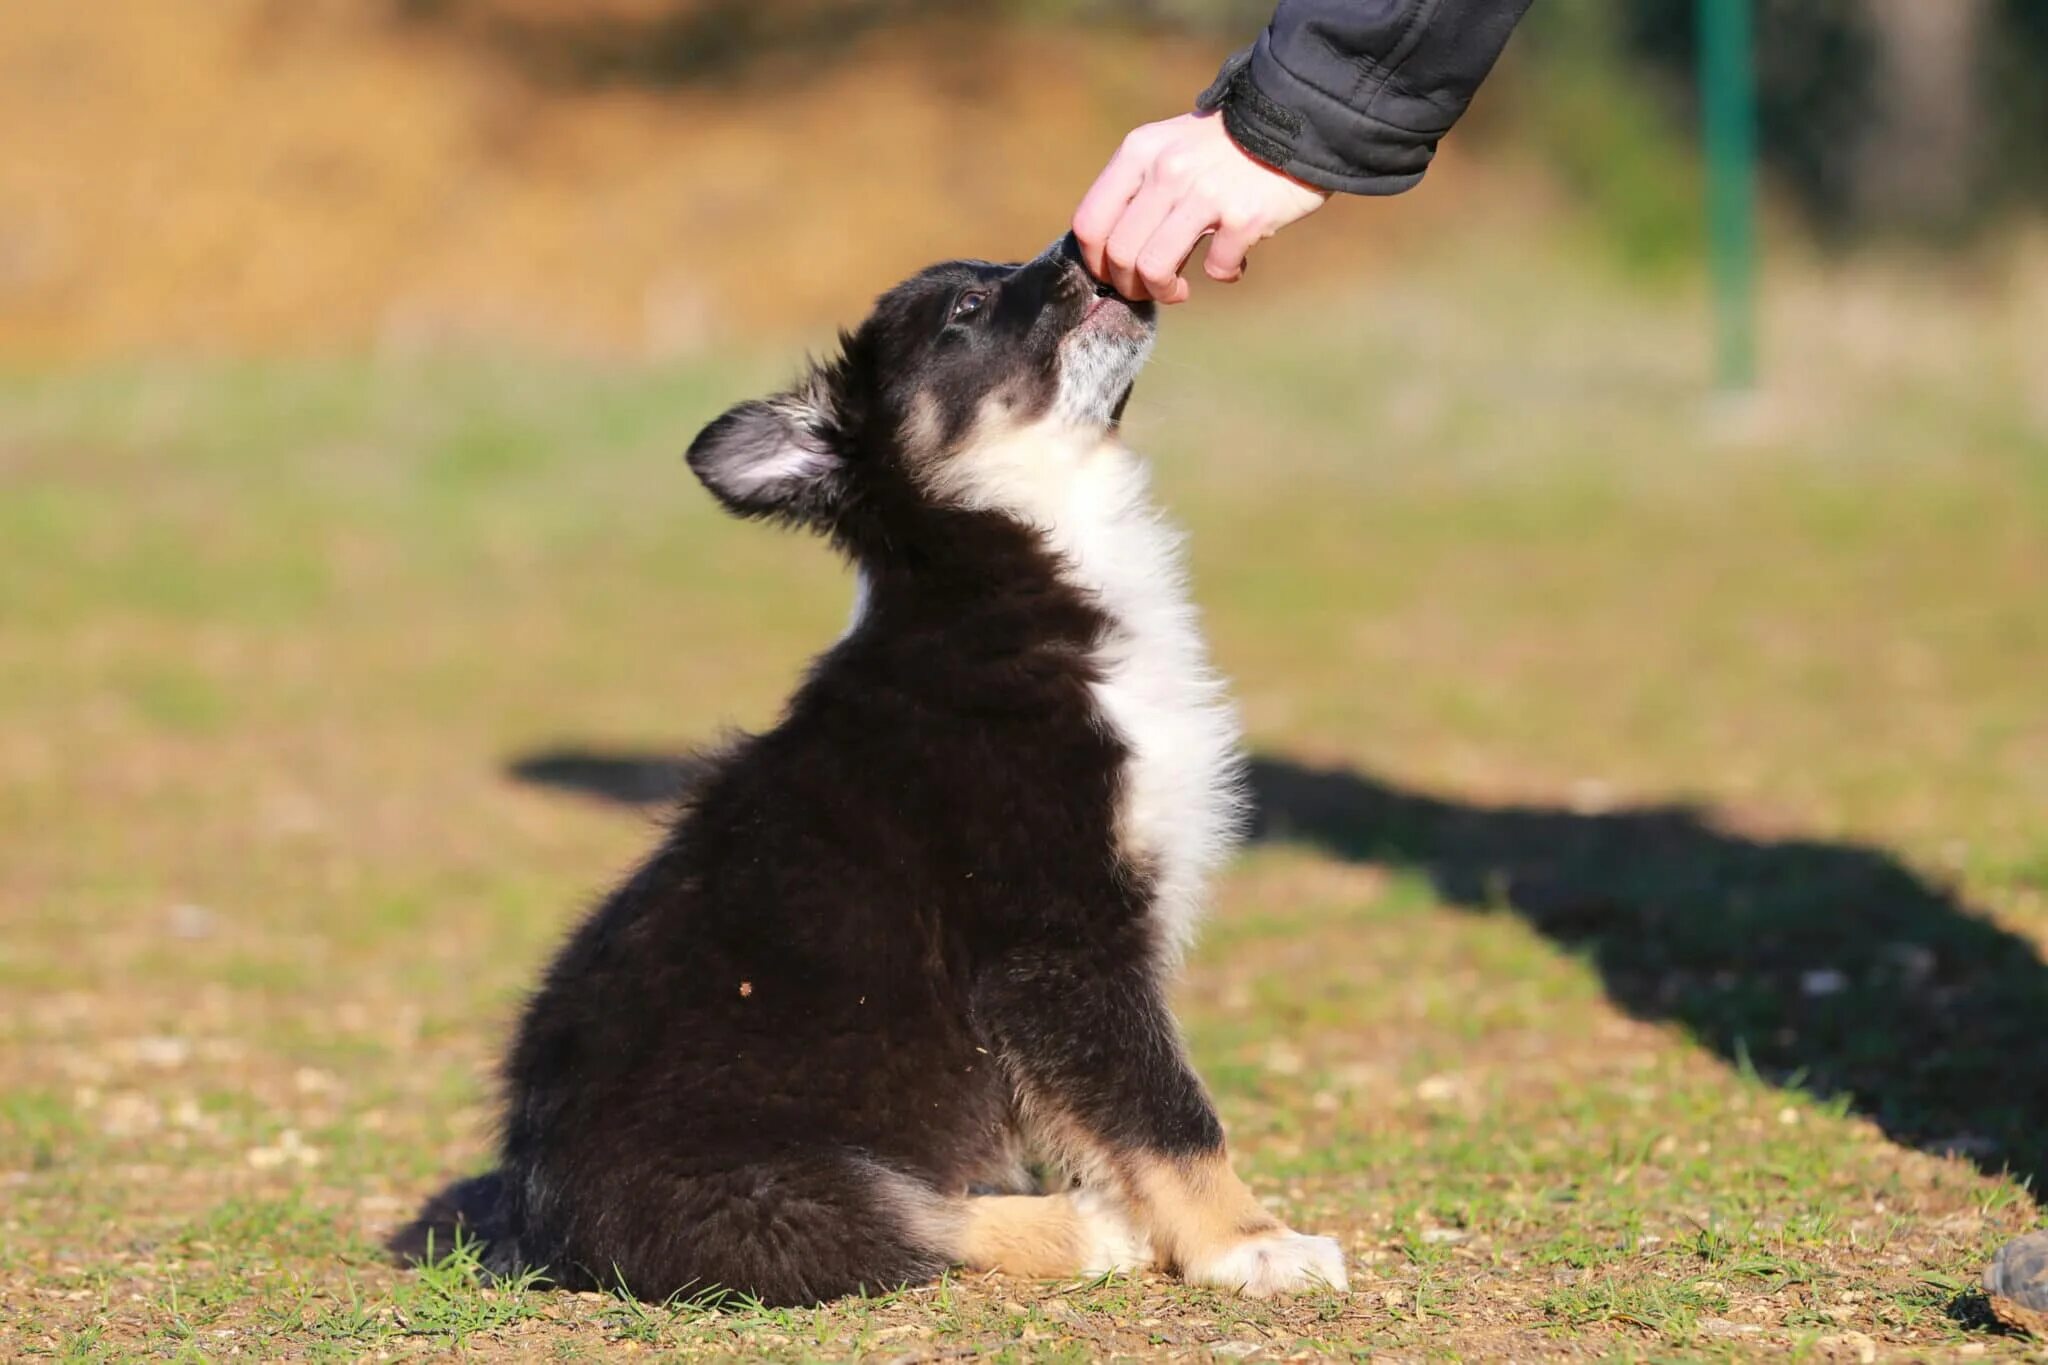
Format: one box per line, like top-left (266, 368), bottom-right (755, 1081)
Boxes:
top-left (687, 368), bottom-right (846, 519)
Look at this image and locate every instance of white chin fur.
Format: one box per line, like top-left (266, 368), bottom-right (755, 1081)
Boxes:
top-left (1185, 1231), bottom-right (1349, 1298)
top-left (1054, 327), bottom-right (1153, 428)
top-left (928, 407), bottom-right (1245, 965)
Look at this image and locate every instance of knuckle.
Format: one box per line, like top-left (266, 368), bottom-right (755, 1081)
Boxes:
top-left (1154, 152), bottom-right (1192, 185)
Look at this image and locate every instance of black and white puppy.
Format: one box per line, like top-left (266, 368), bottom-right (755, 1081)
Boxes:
top-left (458, 235), bottom-right (1346, 1306)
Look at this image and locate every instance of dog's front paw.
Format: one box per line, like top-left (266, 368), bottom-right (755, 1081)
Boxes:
top-left (1185, 1230), bottom-right (1348, 1298)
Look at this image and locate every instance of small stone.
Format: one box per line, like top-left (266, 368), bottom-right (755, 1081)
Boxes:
top-left (1816, 1331), bottom-right (1877, 1363)
top-left (100, 1093), bottom-right (161, 1137)
top-left (293, 1067), bottom-right (341, 1097)
top-left (246, 1128), bottom-right (322, 1170)
top-left (1420, 1227), bottom-right (1468, 1245)
top-left (1985, 1231), bottom-right (2048, 1335)
top-left (131, 1036), bottom-right (191, 1069)
top-left (1800, 968), bottom-right (1848, 997)
top-left (1415, 1074), bottom-right (1463, 1103)
top-left (1263, 1045), bottom-right (1304, 1077)
top-left (167, 903), bottom-right (216, 940)
top-left (1698, 1318), bottom-right (1763, 1338)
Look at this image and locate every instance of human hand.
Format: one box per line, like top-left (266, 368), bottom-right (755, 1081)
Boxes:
top-left (1071, 111), bottom-right (1331, 304)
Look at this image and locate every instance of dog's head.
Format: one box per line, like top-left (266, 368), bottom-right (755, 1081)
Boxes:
top-left (686, 234), bottom-right (1155, 556)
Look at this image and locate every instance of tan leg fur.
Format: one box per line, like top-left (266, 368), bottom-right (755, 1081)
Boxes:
top-left (955, 1190), bottom-right (1152, 1279)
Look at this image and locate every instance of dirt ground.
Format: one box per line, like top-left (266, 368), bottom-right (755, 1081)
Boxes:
top-left (4, 228), bottom-right (2047, 1357)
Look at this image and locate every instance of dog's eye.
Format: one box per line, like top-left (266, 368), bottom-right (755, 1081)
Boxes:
top-left (950, 290), bottom-right (989, 322)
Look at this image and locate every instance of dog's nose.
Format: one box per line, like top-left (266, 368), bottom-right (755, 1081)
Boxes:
top-left (1050, 231), bottom-right (1118, 297)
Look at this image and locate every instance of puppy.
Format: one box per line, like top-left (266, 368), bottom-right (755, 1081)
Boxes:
top-left (440, 235), bottom-right (1346, 1306)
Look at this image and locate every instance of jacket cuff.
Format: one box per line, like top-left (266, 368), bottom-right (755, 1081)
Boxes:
top-left (1195, 46), bottom-right (1254, 115)
top-left (1196, 41), bottom-right (1433, 197)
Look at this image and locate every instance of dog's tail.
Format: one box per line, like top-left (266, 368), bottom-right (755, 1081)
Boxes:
top-left (387, 1170), bottom-right (520, 1273)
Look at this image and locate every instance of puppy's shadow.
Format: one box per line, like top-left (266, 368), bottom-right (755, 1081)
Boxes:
top-left (506, 745), bottom-right (2048, 1187)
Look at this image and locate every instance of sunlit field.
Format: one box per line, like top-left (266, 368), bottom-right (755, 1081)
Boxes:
top-left (4, 230), bottom-right (2046, 1359)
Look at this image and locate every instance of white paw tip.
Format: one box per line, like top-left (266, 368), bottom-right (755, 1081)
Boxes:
top-left (1190, 1230), bottom-right (1349, 1298)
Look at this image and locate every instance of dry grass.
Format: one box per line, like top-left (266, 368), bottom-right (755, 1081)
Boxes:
top-left (3, 228), bottom-right (2046, 1359)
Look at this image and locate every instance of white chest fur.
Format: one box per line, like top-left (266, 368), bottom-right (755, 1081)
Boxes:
top-left (936, 424), bottom-right (1246, 961)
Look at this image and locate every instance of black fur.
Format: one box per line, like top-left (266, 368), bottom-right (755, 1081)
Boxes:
top-left (406, 238), bottom-right (1224, 1307)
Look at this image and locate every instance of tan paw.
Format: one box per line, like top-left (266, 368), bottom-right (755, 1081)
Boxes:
top-left (1185, 1229), bottom-right (1348, 1297)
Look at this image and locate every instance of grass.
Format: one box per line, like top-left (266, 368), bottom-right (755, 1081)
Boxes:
top-left (2, 226), bottom-right (2045, 1359)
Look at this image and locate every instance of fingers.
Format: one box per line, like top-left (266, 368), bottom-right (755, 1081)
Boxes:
top-left (1100, 179), bottom-right (1178, 302)
top-left (1135, 200), bottom-right (1220, 305)
top-left (1071, 136), bottom-right (1150, 281)
top-left (1077, 113), bottom-right (1309, 301)
top-left (1203, 214), bottom-right (1263, 284)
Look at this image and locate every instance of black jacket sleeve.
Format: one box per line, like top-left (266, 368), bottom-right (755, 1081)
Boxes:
top-left (1196, 0), bottom-right (1535, 196)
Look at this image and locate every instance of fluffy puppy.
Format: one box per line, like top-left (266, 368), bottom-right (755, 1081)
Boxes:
top-left (417, 235), bottom-right (1346, 1307)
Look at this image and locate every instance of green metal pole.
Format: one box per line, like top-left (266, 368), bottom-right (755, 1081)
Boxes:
top-left (1698, 0), bottom-right (1758, 391)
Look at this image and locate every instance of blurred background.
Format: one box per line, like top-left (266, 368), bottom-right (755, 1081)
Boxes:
top-left (4, 1), bottom-right (2047, 1356)
top-left (6, 0), bottom-right (2048, 355)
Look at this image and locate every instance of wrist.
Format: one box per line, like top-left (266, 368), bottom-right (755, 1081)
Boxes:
top-left (1217, 103), bottom-right (1334, 198)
